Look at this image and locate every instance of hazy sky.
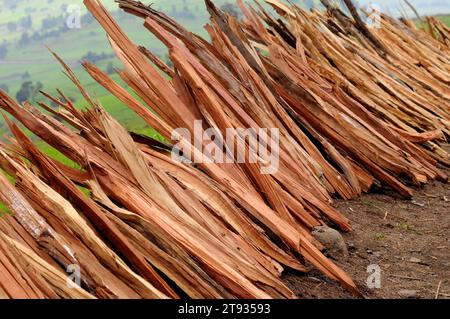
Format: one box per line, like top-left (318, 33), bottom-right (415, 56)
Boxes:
top-left (353, 0), bottom-right (449, 16)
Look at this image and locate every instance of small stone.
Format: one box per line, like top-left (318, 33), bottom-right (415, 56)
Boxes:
top-left (312, 226), bottom-right (348, 260)
top-left (366, 249), bottom-right (373, 254)
top-left (398, 289), bottom-right (417, 298)
top-left (411, 200), bottom-right (425, 207)
top-left (409, 257), bottom-right (421, 263)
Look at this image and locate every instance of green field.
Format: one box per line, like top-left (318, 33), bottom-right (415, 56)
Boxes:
top-left (0, 0), bottom-right (220, 137)
top-left (0, 0), bottom-right (213, 41)
top-left (0, 0), bottom-right (212, 211)
top-left (0, 2), bottom-right (208, 103)
top-left (0, 0), bottom-right (236, 183)
top-left (436, 14), bottom-right (450, 26)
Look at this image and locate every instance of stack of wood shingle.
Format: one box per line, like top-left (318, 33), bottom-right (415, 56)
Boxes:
top-left (0, 0), bottom-right (448, 299)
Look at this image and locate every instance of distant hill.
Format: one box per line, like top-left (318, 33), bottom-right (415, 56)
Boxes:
top-left (0, 0), bottom-right (231, 135)
top-left (0, 0), bottom-right (227, 42)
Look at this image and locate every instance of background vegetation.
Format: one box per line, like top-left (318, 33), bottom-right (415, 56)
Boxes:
top-left (0, 0), bottom-right (448, 164)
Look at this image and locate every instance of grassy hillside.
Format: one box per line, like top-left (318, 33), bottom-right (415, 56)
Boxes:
top-left (0, 0), bottom-right (214, 41)
top-left (0, 0), bottom-right (221, 137)
top-left (436, 14), bottom-right (450, 25)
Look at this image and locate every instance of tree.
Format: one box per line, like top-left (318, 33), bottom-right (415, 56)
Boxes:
top-left (6, 22), bottom-right (17, 32)
top-left (20, 15), bottom-right (33, 29)
top-left (21, 72), bottom-right (30, 80)
top-left (171, 5), bottom-right (177, 16)
top-left (42, 16), bottom-right (61, 29)
top-left (220, 3), bottom-right (241, 20)
top-left (16, 81), bottom-right (33, 104)
top-left (106, 62), bottom-right (114, 75)
top-left (16, 81), bottom-right (43, 104)
top-left (82, 51), bottom-right (113, 63)
top-left (18, 32), bottom-right (30, 46)
top-left (36, 82), bottom-right (43, 92)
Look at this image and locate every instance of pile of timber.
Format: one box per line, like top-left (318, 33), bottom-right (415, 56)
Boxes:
top-left (424, 16), bottom-right (450, 47)
top-left (0, 0), bottom-right (448, 299)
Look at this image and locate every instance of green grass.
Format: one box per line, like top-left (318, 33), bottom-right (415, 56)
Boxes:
top-left (0, 16), bottom-right (167, 102)
top-left (0, 0), bottom-right (214, 102)
top-left (0, 0), bottom-right (126, 41)
top-left (35, 82), bottom-right (164, 161)
top-left (436, 14), bottom-right (450, 27)
top-left (417, 14), bottom-right (450, 30)
top-left (0, 204), bottom-right (12, 218)
top-left (375, 232), bottom-right (385, 240)
top-left (0, 0), bottom-right (217, 134)
top-left (0, 170), bottom-right (15, 217)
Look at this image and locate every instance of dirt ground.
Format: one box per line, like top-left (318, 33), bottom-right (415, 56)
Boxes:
top-left (284, 149), bottom-right (450, 299)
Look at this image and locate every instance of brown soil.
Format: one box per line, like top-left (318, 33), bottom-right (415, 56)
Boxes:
top-left (283, 150), bottom-right (450, 299)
